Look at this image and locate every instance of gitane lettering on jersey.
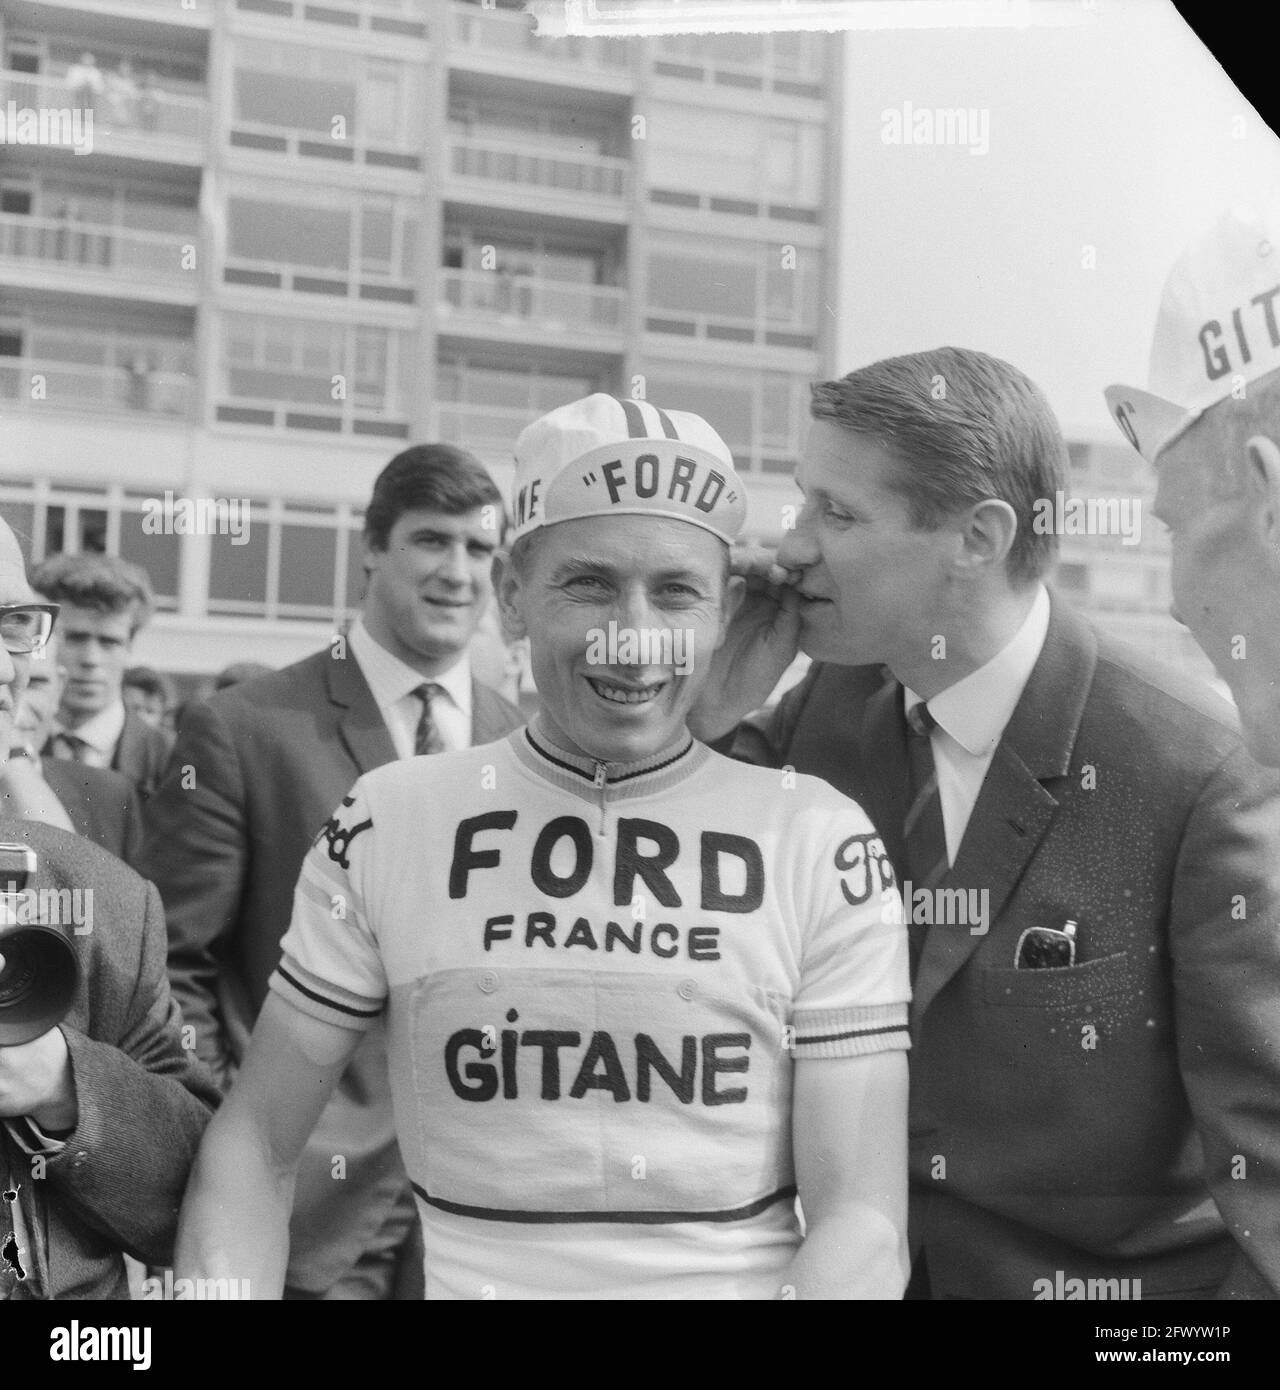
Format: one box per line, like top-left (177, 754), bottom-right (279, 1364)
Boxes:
top-left (445, 1012), bottom-right (751, 1105)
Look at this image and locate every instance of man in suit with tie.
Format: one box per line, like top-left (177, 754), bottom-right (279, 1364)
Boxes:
top-left (138, 443), bottom-right (523, 1300)
top-left (692, 346), bottom-right (1280, 1298)
top-left (29, 553), bottom-right (172, 799)
top-left (3, 625), bottom-right (141, 862)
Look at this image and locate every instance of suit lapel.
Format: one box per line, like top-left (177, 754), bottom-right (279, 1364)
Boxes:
top-left (111, 711), bottom-right (140, 780)
top-left (909, 594), bottom-right (1097, 1024)
top-left (327, 650), bottom-right (397, 774)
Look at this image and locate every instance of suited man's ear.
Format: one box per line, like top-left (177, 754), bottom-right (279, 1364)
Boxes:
top-left (958, 498), bottom-right (1018, 577)
top-left (1245, 436), bottom-right (1280, 558)
top-left (491, 550), bottom-right (528, 641)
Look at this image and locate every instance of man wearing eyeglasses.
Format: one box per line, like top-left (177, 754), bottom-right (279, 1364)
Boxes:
top-left (0, 517), bottom-right (217, 1299)
top-left (691, 347), bottom-right (1280, 1299)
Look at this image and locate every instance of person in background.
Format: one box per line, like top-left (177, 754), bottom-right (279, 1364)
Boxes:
top-left (30, 554), bottom-right (172, 799)
top-left (1105, 193), bottom-right (1280, 768)
top-left (3, 626), bottom-right (142, 863)
top-left (0, 516), bottom-right (216, 1300)
top-left (122, 665), bottom-right (174, 731)
top-left (139, 443), bottom-right (522, 1300)
top-left (63, 52), bottom-right (103, 116)
top-left (214, 661), bottom-right (273, 692)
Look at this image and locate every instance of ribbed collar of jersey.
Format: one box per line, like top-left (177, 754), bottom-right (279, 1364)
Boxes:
top-left (514, 720), bottom-right (710, 803)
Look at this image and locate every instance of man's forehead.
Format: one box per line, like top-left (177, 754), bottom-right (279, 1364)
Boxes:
top-left (396, 507), bottom-right (496, 538)
top-left (544, 516), bottom-right (723, 568)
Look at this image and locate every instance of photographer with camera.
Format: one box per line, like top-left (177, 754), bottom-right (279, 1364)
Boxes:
top-left (0, 517), bottom-right (217, 1299)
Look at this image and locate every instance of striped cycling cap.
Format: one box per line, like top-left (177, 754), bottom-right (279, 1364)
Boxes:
top-left (510, 393), bottom-right (746, 544)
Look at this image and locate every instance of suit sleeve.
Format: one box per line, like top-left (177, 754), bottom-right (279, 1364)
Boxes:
top-left (1170, 744), bottom-right (1280, 1298)
top-left (716, 666), bottom-right (819, 766)
top-left (137, 699), bottom-right (248, 1088)
top-left (43, 879), bottom-right (220, 1268)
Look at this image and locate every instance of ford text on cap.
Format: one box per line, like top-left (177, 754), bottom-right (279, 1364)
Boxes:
top-left (510, 393), bottom-right (748, 545)
top-left (1105, 192), bottom-right (1280, 463)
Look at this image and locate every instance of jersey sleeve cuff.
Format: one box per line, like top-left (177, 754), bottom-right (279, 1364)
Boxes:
top-left (790, 1002), bottom-right (910, 1059)
top-left (268, 955), bottom-right (384, 1033)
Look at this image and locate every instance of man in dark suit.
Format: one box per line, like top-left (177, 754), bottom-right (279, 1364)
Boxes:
top-left (139, 444), bottom-right (523, 1300)
top-left (3, 626), bottom-right (141, 862)
top-left (29, 553), bottom-right (172, 799)
top-left (693, 347), bottom-right (1280, 1299)
top-left (0, 519), bottom-right (216, 1300)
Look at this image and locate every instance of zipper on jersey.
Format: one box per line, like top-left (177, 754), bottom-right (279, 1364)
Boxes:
top-left (593, 761), bottom-right (608, 836)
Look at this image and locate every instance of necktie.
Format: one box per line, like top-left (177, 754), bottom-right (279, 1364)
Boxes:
top-left (903, 696), bottom-right (950, 978)
top-left (412, 683), bottom-right (446, 757)
top-left (50, 732), bottom-right (87, 763)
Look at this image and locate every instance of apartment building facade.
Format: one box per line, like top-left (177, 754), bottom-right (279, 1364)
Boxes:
top-left (0, 0), bottom-right (1207, 689)
top-left (0, 0), bottom-right (840, 680)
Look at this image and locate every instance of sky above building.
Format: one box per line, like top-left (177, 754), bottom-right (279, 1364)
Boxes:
top-left (836, 0), bottom-right (1280, 439)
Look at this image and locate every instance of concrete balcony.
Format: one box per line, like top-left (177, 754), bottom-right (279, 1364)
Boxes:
top-left (0, 213), bottom-right (198, 305)
top-left (231, 0), bottom-right (429, 41)
top-left (222, 252), bottom-right (416, 308)
top-left (0, 356), bottom-right (192, 418)
top-left (23, 0), bottom-right (213, 25)
top-left (438, 268), bottom-right (626, 350)
top-left (227, 118), bottom-right (421, 177)
top-left (450, 2), bottom-right (631, 91)
top-left (445, 133), bottom-right (630, 223)
top-left (0, 68), bottom-right (207, 164)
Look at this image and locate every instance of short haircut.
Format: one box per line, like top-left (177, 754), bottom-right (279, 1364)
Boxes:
top-left (31, 552), bottom-right (155, 635)
top-left (123, 665), bottom-right (175, 706)
top-left (809, 347), bottom-right (1068, 586)
top-left (363, 443), bottom-right (504, 554)
top-left (1179, 366), bottom-right (1280, 492)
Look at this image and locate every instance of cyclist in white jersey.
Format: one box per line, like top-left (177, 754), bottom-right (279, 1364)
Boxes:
top-left (177, 394), bottom-right (911, 1299)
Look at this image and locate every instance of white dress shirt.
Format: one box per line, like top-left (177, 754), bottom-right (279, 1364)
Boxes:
top-left (347, 616), bottom-right (472, 759)
top-left (903, 585), bottom-right (1051, 865)
top-left (51, 699), bottom-right (126, 769)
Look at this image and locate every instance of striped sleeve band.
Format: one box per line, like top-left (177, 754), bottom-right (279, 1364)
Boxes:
top-left (268, 952), bottom-right (384, 1033)
top-left (790, 1002), bottom-right (910, 1059)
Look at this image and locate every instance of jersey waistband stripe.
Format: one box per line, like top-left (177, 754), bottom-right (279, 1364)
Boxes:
top-left (277, 965), bottom-right (382, 1019)
top-left (410, 1182), bottom-right (797, 1225)
top-left (794, 1024), bottom-right (909, 1046)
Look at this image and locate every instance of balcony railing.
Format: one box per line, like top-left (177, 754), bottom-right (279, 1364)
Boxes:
top-left (229, 118), bottom-right (421, 172)
top-left (233, 0), bottom-right (429, 39)
top-left (644, 307), bottom-right (815, 351)
top-left (223, 254), bottom-right (416, 305)
top-left (439, 268), bottom-right (626, 333)
top-left (0, 213), bottom-right (195, 285)
top-left (447, 134), bottom-right (629, 201)
top-left (451, 2), bottom-right (629, 72)
top-left (0, 69), bottom-right (207, 147)
top-left (0, 357), bottom-right (192, 417)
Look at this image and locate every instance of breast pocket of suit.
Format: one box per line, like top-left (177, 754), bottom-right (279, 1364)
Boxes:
top-left (981, 951), bottom-right (1133, 1009)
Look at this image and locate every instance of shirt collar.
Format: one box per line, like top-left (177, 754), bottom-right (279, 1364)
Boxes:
top-left (904, 585), bottom-right (1051, 758)
top-left (519, 718), bottom-right (702, 791)
top-left (348, 615), bottom-right (472, 719)
top-left (55, 699), bottom-right (125, 756)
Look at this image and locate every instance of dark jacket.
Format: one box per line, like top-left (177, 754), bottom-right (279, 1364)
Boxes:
top-left (0, 819), bottom-right (218, 1299)
top-left (137, 645), bottom-right (523, 1291)
top-left (731, 593), bottom-right (1280, 1299)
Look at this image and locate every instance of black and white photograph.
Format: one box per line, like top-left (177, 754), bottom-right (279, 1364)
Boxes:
top-left (0, 0), bottom-right (1277, 1360)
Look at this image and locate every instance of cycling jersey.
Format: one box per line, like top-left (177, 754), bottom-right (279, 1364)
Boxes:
top-left (271, 724), bottom-right (910, 1299)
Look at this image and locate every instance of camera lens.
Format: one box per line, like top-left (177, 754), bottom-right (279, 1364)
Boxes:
top-left (0, 937), bottom-right (38, 1008)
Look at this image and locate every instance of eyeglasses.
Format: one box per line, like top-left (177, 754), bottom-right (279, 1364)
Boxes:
top-left (0, 603), bottom-right (59, 655)
top-left (1014, 919), bottom-right (1077, 970)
